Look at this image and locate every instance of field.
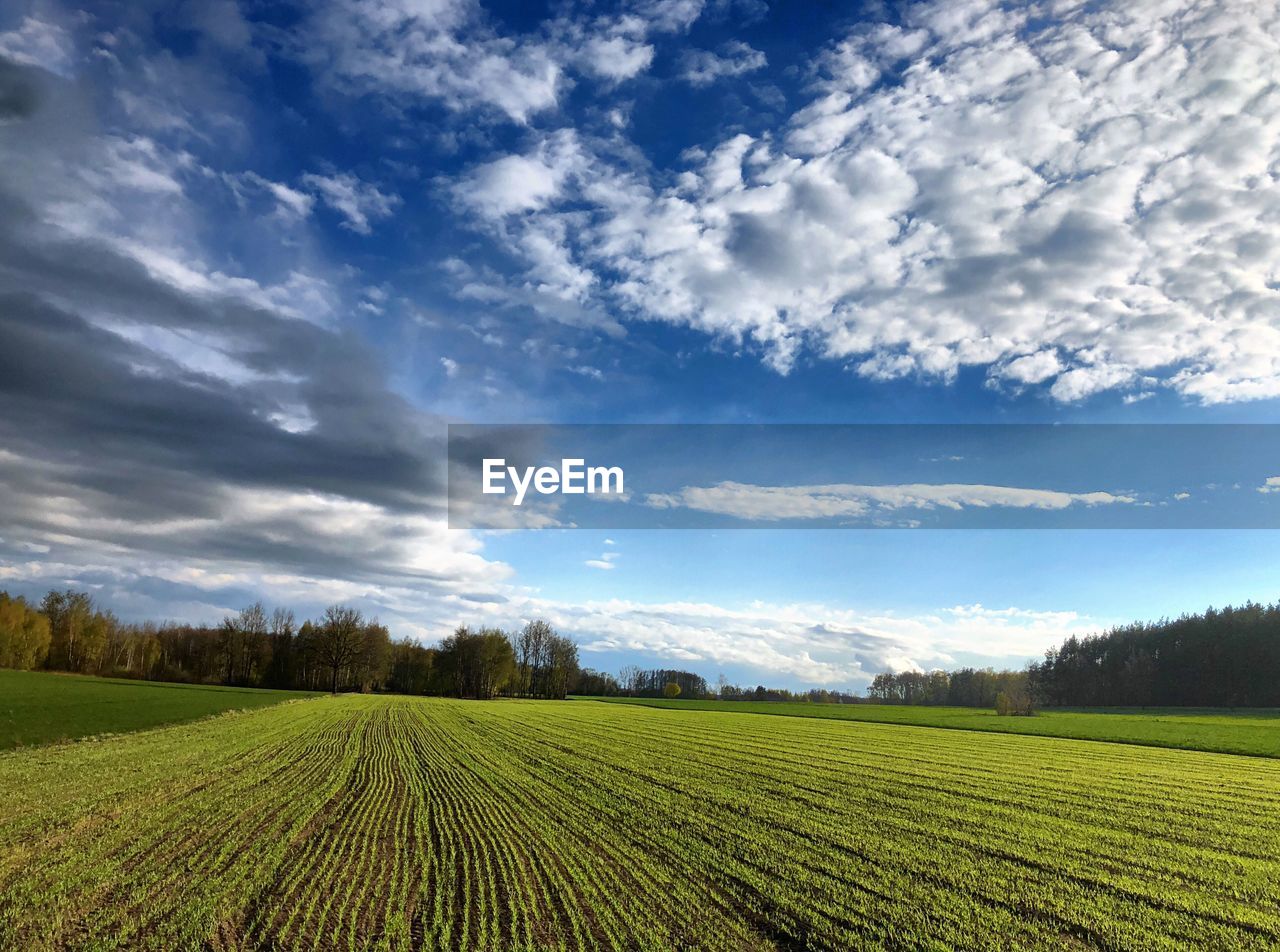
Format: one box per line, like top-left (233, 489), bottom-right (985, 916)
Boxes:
top-left (0, 669), bottom-right (315, 749)
top-left (2, 696), bottom-right (1278, 950)
top-left (596, 696), bottom-right (1280, 758)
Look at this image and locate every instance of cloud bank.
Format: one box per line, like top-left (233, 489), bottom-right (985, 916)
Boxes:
top-left (646, 481), bottom-right (1137, 521)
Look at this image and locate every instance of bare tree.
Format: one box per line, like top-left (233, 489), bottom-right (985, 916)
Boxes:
top-left (240, 603), bottom-right (271, 683)
top-left (316, 605), bottom-right (365, 694)
top-left (270, 607), bottom-right (295, 638)
top-left (516, 620), bottom-right (552, 696)
top-left (618, 664), bottom-right (642, 697)
top-left (216, 616), bottom-right (242, 683)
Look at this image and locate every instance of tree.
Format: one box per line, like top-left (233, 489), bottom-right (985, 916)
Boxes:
top-left (1025, 601), bottom-right (1280, 708)
top-left (630, 668), bottom-right (707, 698)
top-left (438, 626), bottom-right (515, 699)
top-left (516, 619), bottom-right (551, 696)
top-left (663, 681), bottom-right (681, 699)
top-left (213, 604), bottom-right (274, 685)
top-left (995, 688), bottom-right (1035, 716)
top-left (41, 590), bottom-right (99, 672)
top-left (513, 620), bottom-right (579, 699)
top-left (264, 607), bottom-right (296, 688)
top-left (240, 603), bottom-right (272, 684)
top-left (0, 593), bottom-right (51, 669)
top-left (388, 638), bottom-right (438, 695)
top-left (356, 621), bottom-right (391, 692)
top-left (573, 668), bottom-right (621, 696)
top-left (544, 632), bottom-right (579, 699)
top-left (216, 617), bottom-right (243, 684)
top-left (618, 665), bottom-right (642, 696)
top-left (316, 605), bottom-right (366, 694)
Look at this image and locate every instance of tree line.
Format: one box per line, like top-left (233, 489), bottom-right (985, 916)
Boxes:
top-left (866, 667), bottom-right (1031, 707)
top-left (1028, 601), bottom-right (1280, 707)
top-left (6, 588), bottom-right (1280, 707)
top-left (0, 590), bottom-right (582, 699)
top-left (866, 600), bottom-right (1280, 710)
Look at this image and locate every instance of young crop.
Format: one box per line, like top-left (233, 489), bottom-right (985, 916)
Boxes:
top-left (0, 696), bottom-right (1277, 950)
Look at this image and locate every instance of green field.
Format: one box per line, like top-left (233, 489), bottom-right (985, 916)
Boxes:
top-left (1, 695), bottom-right (1278, 950)
top-left (0, 669), bottom-right (316, 749)
top-left (595, 696), bottom-right (1280, 757)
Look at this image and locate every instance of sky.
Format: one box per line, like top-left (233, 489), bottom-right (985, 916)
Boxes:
top-left (1, 0), bottom-right (1280, 689)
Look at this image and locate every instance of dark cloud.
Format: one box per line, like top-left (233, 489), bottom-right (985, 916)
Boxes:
top-left (0, 58), bottom-right (41, 120)
top-left (0, 55), bottom-right (463, 594)
top-left (0, 273), bottom-right (445, 513)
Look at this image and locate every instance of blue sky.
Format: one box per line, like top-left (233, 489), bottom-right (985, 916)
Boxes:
top-left (1, 0), bottom-right (1279, 687)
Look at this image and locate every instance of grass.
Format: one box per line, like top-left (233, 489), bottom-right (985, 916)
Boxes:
top-left (0, 669), bottom-right (317, 749)
top-left (1, 695), bottom-right (1278, 950)
top-left (591, 696), bottom-right (1280, 757)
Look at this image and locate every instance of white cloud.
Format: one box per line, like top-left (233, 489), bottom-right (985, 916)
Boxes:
top-left (92, 136), bottom-right (193, 196)
top-left (301, 172), bottom-right (399, 235)
top-left (647, 481), bottom-right (1136, 521)
top-left (302, 0), bottom-right (562, 124)
top-left (455, 131), bottom-right (584, 217)
top-left (1049, 365), bottom-right (1137, 404)
top-left (679, 40), bottom-right (766, 86)
top-left (243, 173), bottom-right (315, 220)
top-left (301, 0), bottom-right (707, 124)
top-left (439, 356), bottom-right (459, 377)
top-left (997, 350), bottom-right (1062, 386)
top-left (521, 597), bottom-right (1095, 685)
top-left (581, 35), bottom-right (655, 82)
top-left (1258, 477), bottom-right (1280, 494)
top-left (0, 16), bottom-right (74, 76)
top-left (451, 0), bottom-right (1280, 403)
top-left (585, 548), bottom-right (620, 570)
top-left (445, 147), bottom-right (632, 334)
top-left (633, 0), bottom-right (706, 33)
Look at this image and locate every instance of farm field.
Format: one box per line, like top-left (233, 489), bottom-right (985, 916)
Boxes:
top-left (1, 696), bottom-right (1278, 950)
top-left (0, 669), bottom-right (316, 749)
top-left (597, 696), bottom-right (1280, 757)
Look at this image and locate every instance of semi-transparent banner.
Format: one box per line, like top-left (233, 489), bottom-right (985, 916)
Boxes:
top-left (447, 424), bottom-right (1280, 530)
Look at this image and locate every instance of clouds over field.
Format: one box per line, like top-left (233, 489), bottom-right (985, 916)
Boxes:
top-left (0, 50), bottom-right (1069, 687)
top-left (519, 598), bottom-right (1091, 685)
top-left (1, 0), bottom-right (1260, 687)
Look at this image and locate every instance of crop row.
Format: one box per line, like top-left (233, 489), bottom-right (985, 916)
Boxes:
top-left (1, 696), bottom-right (1278, 950)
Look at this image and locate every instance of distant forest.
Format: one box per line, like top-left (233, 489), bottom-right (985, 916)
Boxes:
top-left (2, 589), bottom-right (1279, 707)
top-left (868, 601), bottom-right (1280, 709)
top-left (0, 590), bottom-right (592, 699)
top-left (1028, 601), bottom-right (1280, 707)
top-left (865, 667), bottom-right (1031, 708)
top-left (0, 589), bottom-right (763, 702)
